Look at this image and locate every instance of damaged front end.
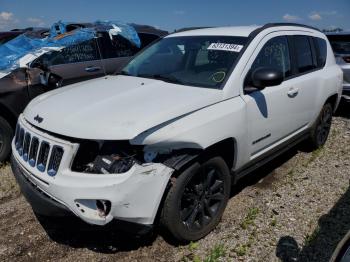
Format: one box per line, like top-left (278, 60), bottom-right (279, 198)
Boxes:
top-left (12, 115), bottom-right (201, 226)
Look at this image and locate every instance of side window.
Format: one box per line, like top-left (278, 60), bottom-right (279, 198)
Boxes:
top-left (314, 37), bottom-right (327, 68)
top-left (101, 33), bottom-right (140, 59)
top-left (39, 39), bottom-right (100, 66)
top-left (294, 35), bottom-right (317, 73)
top-left (251, 36), bottom-right (291, 78)
top-left (138, 33), bottom-right (160, 49)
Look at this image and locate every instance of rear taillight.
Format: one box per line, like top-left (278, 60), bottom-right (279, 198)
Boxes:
top-left (343, 56), bottom-right (350, 63)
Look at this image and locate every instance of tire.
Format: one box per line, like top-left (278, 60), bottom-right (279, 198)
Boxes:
top-left (0, 116), bottom-right (13, 163)
top-left (160, 156), bottom-right (231, 242)
top-left (307, 103), bottom-right (333, 150)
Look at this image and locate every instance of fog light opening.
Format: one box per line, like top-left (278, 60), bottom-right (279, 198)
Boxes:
top-left (96, 200), bottom-right (111, 218)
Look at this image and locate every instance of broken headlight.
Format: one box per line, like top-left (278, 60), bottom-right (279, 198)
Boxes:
top-left (72, 140), bottom-right (144, 174)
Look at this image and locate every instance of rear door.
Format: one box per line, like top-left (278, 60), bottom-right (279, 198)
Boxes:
top-left (286, 35), bottom-right (320, 125)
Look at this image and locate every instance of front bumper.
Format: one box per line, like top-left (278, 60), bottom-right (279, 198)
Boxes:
top-left (11, 156), bottom-right (71, 216)
top-left (342, 84), bottom-right (350, 100)
top-left (11, 116), bottom-right (174, 226)
top-left (340, 63), bottom-right (350, 100)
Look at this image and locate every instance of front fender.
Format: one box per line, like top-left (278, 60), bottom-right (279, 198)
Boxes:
top-left (131, 97), bottom-right (249, 169)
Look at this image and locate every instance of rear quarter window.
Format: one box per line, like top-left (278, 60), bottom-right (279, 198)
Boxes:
top-left (101, 33), bottom-right (140, 59)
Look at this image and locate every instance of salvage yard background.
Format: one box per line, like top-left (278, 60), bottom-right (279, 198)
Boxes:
top-left (0, 102), bottom-right (349, 262)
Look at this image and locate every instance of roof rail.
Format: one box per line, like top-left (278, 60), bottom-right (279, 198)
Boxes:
top-left (262, 23), bottom-right (321, 32)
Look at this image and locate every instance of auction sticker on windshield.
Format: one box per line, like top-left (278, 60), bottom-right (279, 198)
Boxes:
top-left (207, 43), bottom-right (243, 52)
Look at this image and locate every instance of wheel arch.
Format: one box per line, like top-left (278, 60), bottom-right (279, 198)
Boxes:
top-left (325, 93), bottom-right (339, 113)
top-left (0, 102), bottom-right (18, 128)
top-left (165, 137), bottom-right (237, 176)
top-left (201, 137), bottom-right (236, 171)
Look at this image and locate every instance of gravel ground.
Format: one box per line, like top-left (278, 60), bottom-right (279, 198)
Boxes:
top-left (0, 103), bottom-right (349, 262)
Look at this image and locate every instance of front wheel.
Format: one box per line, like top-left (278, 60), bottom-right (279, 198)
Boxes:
top-left (160, 156), bottom-right (231, 242)
top-left (307, 103), bottom-right (333, 150)
top-left (0, 116), bottom-right (13, 163)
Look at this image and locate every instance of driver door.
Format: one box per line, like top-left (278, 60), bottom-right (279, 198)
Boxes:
top-left (241, 34), bottom-right (305, 160)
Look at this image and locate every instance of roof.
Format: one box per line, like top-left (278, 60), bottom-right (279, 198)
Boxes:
top-left (168, 23), bottom-right (321, 38)
top-left (0, 31), bottom-right (22, 38)
top-left (0, 31), bottom-right (23, 44)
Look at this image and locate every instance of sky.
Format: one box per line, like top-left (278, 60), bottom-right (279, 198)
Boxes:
top-left (0, 0), bottom-right (349, 32)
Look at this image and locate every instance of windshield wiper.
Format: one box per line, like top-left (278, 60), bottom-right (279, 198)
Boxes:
top-left (138, 73), bottom-right (184, 84)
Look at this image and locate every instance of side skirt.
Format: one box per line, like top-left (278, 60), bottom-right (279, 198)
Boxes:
top-left (232, 129), bottom-right (310, 184)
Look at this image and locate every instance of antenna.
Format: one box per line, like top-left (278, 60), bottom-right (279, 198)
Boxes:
top-left (94, 32), bottom-right (107, 78)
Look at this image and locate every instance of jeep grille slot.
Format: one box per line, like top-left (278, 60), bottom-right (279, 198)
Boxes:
top-left (17, 128), bottom-right (25, 155)
top-left (22, 132), bottom-right (31, 161)
top-left (14, 123), bottom-right (20, 146)
top-left (47, 146), bottom-right (64, 176)
top-left (37, 142), bottom-right (50, 172)
top-left (28, 137), bottom-right (39, 167)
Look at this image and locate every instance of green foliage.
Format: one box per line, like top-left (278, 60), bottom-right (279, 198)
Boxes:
top-left (203, 244), bottom-right (226, 262)
top-left (241, 207), bottom-right (260, 229)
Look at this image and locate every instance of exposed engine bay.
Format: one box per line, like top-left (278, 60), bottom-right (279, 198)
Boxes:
top-left (70, 139), bottom-right (199, 175)
top-left (87, 154), bottom-right (137, 174)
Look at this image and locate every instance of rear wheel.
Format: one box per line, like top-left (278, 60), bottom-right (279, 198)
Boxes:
top-left (307, 103), bottom-right (333, 150)
top-left (0, 116), bottom-right (13, 163)
top-left (161, 156), bottom-right (231, 242)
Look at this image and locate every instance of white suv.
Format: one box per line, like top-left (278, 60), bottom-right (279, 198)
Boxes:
top-left (11, 23), bottom-right (343, 242)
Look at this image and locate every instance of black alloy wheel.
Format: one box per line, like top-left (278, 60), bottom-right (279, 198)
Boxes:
top-left (161, 157), bottom-right (231, 242)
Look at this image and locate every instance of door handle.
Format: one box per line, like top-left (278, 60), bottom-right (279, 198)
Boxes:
top-left (85, 66), bottom-right (101, 72)
top-left (287, 87), bottom-right (299, 98)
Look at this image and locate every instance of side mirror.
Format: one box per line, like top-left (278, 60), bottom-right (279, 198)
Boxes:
top-left (251, 67), bottom-right (284, 90)
top-left (40, 72), bottom-right (63, 89)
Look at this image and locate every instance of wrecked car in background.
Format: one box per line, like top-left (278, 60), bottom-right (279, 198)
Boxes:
top-left (326, 32), bottom-right (350, 101)
top-left (0, 21), bottom-right (167, 162)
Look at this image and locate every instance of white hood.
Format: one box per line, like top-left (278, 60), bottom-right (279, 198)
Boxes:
top-left (24, 75), bottom-right (223, 140)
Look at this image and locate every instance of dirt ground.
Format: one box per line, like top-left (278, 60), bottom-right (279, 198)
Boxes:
top-left (0, 102), bottom-right (349, 262)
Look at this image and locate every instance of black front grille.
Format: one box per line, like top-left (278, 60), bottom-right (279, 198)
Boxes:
top-left (14, 123), bottom-right (64, 176)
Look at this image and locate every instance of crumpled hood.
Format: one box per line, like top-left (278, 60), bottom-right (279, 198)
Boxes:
top-left (24, 75), bottom-right (223, 140)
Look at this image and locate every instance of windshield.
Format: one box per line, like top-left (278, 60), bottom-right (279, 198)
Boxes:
top-left (327, 35), bottom-right (350, 54)
top-left (122, 36), bottom-right (247, 88)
